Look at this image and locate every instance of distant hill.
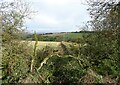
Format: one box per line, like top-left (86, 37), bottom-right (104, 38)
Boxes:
top-left (25, 31), bottom-right (93, 42)
top-left (42, 32), bottom-right (68, 36)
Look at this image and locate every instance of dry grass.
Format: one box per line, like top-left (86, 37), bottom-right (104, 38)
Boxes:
top-left (28, 41), bottom-right (61, 50)
top-left (21, 41), bottom-right (79, 51)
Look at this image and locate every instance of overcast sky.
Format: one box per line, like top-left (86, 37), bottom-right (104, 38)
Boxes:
top-left (24, 0), bottom-right (91, 33)
top-left (5, 0), bottom-right (91, 33)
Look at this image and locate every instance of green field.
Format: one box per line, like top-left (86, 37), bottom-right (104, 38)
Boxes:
top-left (34, 32), bottom-right (89, 42)
top-left (42, 32), bottom-right (86, 38)
top-left (63, 33), bottom-right (85, 38)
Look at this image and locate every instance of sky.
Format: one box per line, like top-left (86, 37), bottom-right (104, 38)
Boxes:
top-left (4, 0), bottom-right (91, 33)
top-left (24, 0), bottom-right (91, 33)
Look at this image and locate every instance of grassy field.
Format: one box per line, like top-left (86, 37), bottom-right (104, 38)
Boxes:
top-left (25, 41), bottom-right (78, 50)
top-left (28, 41), bottom-right (61, 50)
top-left (42, 32), bottom-right (85, 38)
top-left (37, 32), bottom-right (87, 42)
top-left (63, 33), bottom-right (85, 38)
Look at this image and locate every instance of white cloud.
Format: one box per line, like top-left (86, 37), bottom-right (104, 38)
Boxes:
top-left (5, 0), bottom-right (91, 32)
top-left (4, 0), bottom-right (119, 33)
top-left (35, 13), bottom-right (59, 25)
top-left (29, 0), bottom-right (81, 5)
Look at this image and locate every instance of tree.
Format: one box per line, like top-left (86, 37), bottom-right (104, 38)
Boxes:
top-left (1, 0), bottom-right (33, 83)
top-left (1, 0), bottom-right (31, 44)
top-left (86, 0), bottom-right (120, 30)
top-left (81, 0), bottom-right (120, 76)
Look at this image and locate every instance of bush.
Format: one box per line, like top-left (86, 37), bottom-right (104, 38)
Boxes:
top-left (38, 55), bottom-right (86, 84)
top-left (79, 32), bottom-right (120, 76)
top-left (2, 41), bottom-right (33, 83)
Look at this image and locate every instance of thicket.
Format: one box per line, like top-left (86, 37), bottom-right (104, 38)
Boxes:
top-left (80, 0), bottom-right (120, 80)
top-left (1, 0), bottom-right (33, 83)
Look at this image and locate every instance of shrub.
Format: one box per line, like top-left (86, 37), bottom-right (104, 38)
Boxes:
top-left (2, 41), bottom-right (33, 83)
top-left (38, 55), bottom-right (86, 84)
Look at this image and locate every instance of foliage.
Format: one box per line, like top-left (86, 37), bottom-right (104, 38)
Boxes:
top-left (1, 0), bottom-right (120, 84)
top-left (38, 55), bottom-right (86, 84)
top-left (81, 0), bottom-right (120, 77)
top-left (1, 0), bottom-right (31, 44)
top-left (30, 32), bottom-right (38, 72)
top-left (1, 0), bottom-right (32, 83)
top-left (2, 41), bottom-right (33, 83)
top-left (35, 46), bottom-right (54, 68)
